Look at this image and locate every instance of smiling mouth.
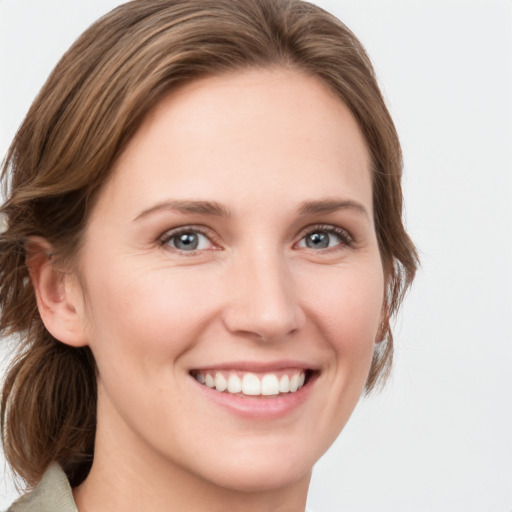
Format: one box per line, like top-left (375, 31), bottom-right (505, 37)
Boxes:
top-left (190, 369), bottom-right (314, 397)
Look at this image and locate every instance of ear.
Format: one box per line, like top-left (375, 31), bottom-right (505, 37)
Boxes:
top-left (26, 237), bottom-right (89, 347)
top-left (375, 295), bottom-right (390, 344)
top-left (375, 260), bottom-right (393, 344)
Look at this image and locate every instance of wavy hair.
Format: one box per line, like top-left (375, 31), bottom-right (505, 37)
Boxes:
top-left (1, 0), bottom-right (418, 488)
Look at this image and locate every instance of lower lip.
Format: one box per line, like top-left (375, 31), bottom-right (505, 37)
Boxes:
top-left (191, 374), bottom-right (316, 419)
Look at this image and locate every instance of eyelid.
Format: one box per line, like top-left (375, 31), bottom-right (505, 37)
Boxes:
top-left (157, 223), bottom-right (353, 255)
top-left (294, 223), bottom-right (354, 249)
top-left (159, 225), bottom-right (221, 252)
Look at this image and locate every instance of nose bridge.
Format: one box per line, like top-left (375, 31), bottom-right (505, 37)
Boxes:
top-left (223, 244), bottom-right (304, 340)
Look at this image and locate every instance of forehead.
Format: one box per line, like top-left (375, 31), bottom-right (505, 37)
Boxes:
top-left (93, 67), bottom-right (372, 220)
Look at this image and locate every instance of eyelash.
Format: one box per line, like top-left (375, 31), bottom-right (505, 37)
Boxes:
top-left (296, 224), bottom-right (354, 251)
top-left (159, 225), bottom-right (217, 255)
top-left (158, 224), bottom-right (354, 255)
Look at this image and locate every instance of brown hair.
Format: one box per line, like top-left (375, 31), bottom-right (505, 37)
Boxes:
top-left (1, 0), bottom-right (418, 489)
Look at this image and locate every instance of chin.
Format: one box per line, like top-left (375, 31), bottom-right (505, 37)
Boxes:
top-left (203, 456), bottom-right (313, 494)
top-left (179, 434), bottom-right (321, 494)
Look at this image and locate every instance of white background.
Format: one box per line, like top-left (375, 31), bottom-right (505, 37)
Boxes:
top-left (1, 1), bottom-right (511, 510)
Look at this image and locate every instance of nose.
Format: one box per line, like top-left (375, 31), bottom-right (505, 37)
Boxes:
top-left (222, 250), bottom-right (305, 341)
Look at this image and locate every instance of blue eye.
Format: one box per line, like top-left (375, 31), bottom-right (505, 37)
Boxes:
top-left (297, 226), bottom-right (352, 250)
top-left (162, 230), bottom-right (212, 252)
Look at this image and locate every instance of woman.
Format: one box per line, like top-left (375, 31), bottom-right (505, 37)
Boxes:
top-left (0, 0), bottom-right (417, 510)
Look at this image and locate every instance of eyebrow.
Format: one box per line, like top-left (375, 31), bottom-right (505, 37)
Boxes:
top-left (133, 200), bottom-right (231, 222)
top-left (133, 197), bottom-right (369, 222)
top-left (298, 198), bottom-right (369, 218)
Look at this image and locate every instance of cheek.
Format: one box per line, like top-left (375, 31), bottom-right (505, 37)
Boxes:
top-left (300, 261), bottom-right (385, 351)
top-left (81, 260), bottom-right (221, 361)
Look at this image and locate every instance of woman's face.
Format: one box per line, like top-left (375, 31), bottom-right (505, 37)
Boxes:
top-left (74, 68), bottom-right (385, 492)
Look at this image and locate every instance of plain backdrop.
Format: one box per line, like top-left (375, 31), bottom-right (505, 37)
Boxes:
top-left (1, 1), bottom-right (511, 510)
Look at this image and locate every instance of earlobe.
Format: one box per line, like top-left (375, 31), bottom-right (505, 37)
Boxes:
top-left (375, 304), bottom-right (389, 344)
top-left (26, 237), bottom-right (89, 347)
top-left (376, 266), bottom-right (392, 344)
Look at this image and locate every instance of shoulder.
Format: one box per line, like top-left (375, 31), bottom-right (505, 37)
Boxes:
top-left (8, 463), bottom-right (78, 512)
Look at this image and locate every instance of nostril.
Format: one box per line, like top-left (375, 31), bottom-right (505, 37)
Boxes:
top-left (221, 258), bottom-right (305, 340)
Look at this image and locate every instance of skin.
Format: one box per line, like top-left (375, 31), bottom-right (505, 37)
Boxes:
top-left (34, 67), bottom-right (385, 511)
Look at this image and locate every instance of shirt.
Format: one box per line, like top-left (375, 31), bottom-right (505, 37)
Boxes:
top-left (8, 463), bottom-right (78, 512)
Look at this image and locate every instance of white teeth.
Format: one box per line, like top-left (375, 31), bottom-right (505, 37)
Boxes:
top-left (215, 373), bottom-right (227, 392)
top-left (205, 374), bottom-right (215, 388)
top-left (261, 374), bottom-right (280, 395)
top-left (242, 373), bottom-right (261, 395)
top-left (227, 374), bottom-right (242, 393)
top-left (279, 375), bottom-right (290, 393)
top-left (194, 370), bottom-right (307, 396)
top-left (289, 374), bottom-right (299, 392)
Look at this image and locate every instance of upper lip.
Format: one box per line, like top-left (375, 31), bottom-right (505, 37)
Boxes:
top-left (189, 360), bottom-right (320, 373)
